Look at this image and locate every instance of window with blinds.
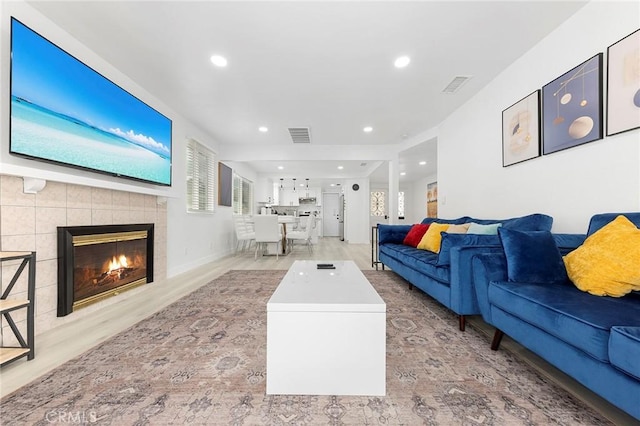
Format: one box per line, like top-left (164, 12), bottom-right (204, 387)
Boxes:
top-left (186, 139), bottom-right (216, 213)
top-left (233, 173), bottom-right (254, 215)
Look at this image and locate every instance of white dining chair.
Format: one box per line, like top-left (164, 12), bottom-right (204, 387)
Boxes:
top-left (287, 215), bottom-right (314, 254)
top-left (253, 215), bottom-right (283, 260)
top-left (233, 215), bottom-right (255, 254)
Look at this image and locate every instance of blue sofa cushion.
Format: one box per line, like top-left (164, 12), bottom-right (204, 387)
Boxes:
top-left (379, 243), bottom-right (450, 283)
top-left (489, 281), bottom-right (640, 362)
top-left (420, 216), bottom-right (471, 226)
top-left (587, 212), bottom-right (640, 236)
top-left (501, 213), bottom-right (553, 231)
top-left (553, 233), bottom-right (587, 254)
top-left (498, 229), bottom-right (568, 284)
top-left (609, 326), bottom-right (640, 380)
top-left (437, 233), bottom-right (500, 266)
top-left (378, 224), bottom-right (413, 245)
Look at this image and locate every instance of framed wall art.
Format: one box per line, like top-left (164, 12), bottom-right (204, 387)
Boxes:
top-left (426, 182), bottom-right (438, 218)
top-left (218, 162), bottom-right (232, 207)
top-left (607, 29), bottom-right (640, 136)
top-left (502, 90), bottom-right (540, 166)
top-left (542, 53), bottom-right (603, 155)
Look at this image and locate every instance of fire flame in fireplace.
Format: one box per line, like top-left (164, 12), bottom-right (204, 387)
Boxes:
top-left (108, 255), bottom-right (129, 273)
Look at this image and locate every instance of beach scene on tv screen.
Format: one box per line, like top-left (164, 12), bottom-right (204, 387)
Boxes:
top-left (10, 19), bottom-right (172, 186)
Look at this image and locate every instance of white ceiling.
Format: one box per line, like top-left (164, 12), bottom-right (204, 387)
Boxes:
top-left (26, 1), bottom-right (587, 189)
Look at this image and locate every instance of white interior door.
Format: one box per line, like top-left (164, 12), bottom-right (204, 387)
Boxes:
top-left (323, 193), bottom-right (340, 237)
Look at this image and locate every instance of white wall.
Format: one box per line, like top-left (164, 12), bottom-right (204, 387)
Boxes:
top-left (438, 1), bottom-right (640, 233)
top-left (407, 173), bottom-right (437, 224)
top-left (165, 159), bottom-right (261, 277)
top-left (344, 178), bottom-right (369, 244)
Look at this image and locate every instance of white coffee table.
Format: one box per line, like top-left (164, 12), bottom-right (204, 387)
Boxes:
top-left (266, 260), bottom-right (386, 396)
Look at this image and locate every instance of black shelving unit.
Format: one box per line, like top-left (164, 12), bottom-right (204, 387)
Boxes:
top-left (0, 251), bottom-right (36, 367)
top-left (371, 226), bottom-right (383, 270)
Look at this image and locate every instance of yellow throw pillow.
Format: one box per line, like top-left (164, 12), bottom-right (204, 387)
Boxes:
top-left (417, 223), bottom-right (450, 252)
top-left (564, 215), bottom-right (640, 297)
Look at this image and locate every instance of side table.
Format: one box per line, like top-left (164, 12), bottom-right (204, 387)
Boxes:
top-left (371, 225), bottom-right (383, 270)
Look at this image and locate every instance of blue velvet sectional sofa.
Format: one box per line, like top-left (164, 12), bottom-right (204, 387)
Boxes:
top-left (472, 213), bottom-right (640, 420)
top-left (377, 213), bottom-right (553, 331)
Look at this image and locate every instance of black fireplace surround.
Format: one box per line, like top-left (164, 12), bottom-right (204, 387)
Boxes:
top-left (58, 224), bottom-right (154, 317)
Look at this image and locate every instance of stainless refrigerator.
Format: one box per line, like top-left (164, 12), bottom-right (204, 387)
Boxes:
top-left (338, 195), bottom-right (344, 241)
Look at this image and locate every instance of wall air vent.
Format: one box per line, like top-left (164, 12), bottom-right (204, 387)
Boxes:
top-left (442, 76), bottom-right (472, 94)
top-left (288, 127), bottom-right (311, 144)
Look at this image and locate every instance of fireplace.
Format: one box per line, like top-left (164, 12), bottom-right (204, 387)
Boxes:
top-left (58, 224), bottom-right (154, 316)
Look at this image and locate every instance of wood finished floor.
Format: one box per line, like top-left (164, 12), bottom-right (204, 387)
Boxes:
top-left (0, 237), bottom-right (635, 425)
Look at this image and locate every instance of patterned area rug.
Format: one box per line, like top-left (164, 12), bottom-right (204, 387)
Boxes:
top-left (2, 270), bottom-right (610, 425)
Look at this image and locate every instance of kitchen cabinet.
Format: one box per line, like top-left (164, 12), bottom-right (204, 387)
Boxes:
top-left (300, 188), bottom-right (316, 200)
top-left (279, 189), bottom-right (299, 206)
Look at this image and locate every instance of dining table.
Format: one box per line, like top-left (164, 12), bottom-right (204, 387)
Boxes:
top-left (248, 215), bottom-right (300, 255)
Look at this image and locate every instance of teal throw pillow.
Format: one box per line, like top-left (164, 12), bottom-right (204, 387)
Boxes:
top-left (467, 222), bottom-right (502, 235)
top-left (498, 228), bottom-right (568, 284)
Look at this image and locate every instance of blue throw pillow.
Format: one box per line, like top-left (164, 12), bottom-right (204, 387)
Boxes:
top-left (498, 228), bottom-right (568, 284)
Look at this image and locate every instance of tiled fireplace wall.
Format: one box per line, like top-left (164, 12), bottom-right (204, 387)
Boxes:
top-left (0, 174), bottom-right (167, 344)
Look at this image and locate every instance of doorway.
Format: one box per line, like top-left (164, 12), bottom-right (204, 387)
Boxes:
top-left (323, 193), bottom-right (340, 237)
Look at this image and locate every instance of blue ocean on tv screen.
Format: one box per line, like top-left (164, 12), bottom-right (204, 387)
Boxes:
top-left (11, 96), bottom-right (171, 185)
top-left (10, 18), bottom-right (172, 186)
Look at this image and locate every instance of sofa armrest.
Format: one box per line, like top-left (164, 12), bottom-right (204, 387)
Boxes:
top-left (437, 234), bottom-right (501, 266)
top-left (448, 245), bottom-right (503, 315)
top-left (471, 253), bottom-right (508, 325)
top-left (377, 224), bottom-right (413, 245)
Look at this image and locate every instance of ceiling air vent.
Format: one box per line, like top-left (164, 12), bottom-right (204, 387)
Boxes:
top-left (288, 127), bottom-right (311, 144)
top-left (442, 76), bottom-right (472, 94)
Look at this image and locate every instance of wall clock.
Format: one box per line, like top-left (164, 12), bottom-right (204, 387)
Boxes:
top-left (352, 184), bottom-right (360, 191)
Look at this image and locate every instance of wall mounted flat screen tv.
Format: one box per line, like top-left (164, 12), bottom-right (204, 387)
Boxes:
top-left (10, 18), bottom-right (172, 186)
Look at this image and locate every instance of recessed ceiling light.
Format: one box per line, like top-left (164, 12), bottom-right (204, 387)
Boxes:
top-left (363, 126), bottom-right (373, 133)
top-left (258, 126), bottom-right (268, 132)
top-left (330, 184), bottom-right (335, 187)
top-left (400, 172), bottom-right (407, 176)
top-left (394, 56), bottom-right (411, 68)
top-left (210, 55), bottom-right (228, 67)
top-left (277, 166), bottom-right (284, 170)
top-left (299, 183), bottom-right (305, 187)
top-left (419, 161), bottom-right (427, 165)
top-left (338, 166), bottom-right (344, 170)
